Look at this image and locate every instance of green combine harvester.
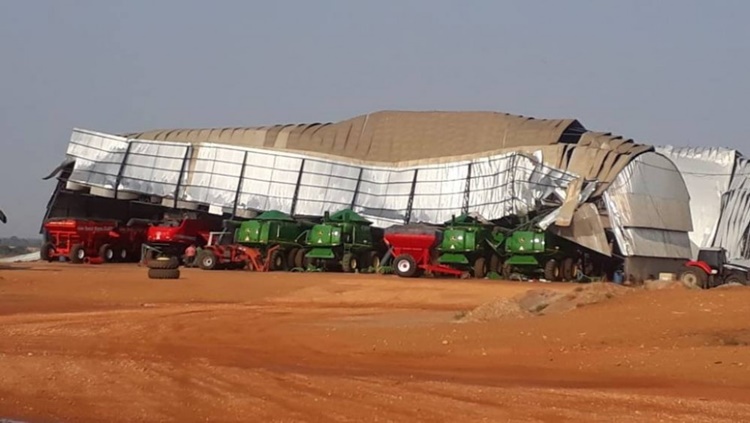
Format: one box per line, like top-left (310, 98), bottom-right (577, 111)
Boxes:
top-left (302, 208), bottom-right (382, 272)
top-left (233, 210), bottom-right (313, 270)
top-left (501, 227), bottom-right (594, 281)
top-left (436, 214), bottom-right (506, 278)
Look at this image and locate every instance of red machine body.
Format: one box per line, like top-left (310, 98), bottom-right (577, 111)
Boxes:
top-left (42, 218), bottom-right (148, 263)
top-left (384, 232), bottom-right (464, 278)
top-left (144, 218), bottom-right (218, 260)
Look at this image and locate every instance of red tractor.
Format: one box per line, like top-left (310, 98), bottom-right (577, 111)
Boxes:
top-left (679, 247), bottom-right (749, 289)
top-left (41, 218), bottom-right (148, 263)
top-left (142, 217), bottom-right (219, 264)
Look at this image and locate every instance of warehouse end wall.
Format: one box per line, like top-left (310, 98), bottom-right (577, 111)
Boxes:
top-left (624, 256), bottom-right (686, 283)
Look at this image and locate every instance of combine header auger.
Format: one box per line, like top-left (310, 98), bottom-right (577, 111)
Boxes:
top-left (302, 208), bottom-right (384, 272)
top-left (196, 210), bottom-right (312, 271)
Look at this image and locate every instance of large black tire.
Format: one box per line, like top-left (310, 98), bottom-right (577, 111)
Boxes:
top-left (679, 267), bottom-right (708, 289)
top-left (473, 257), bottom-right (487, 279)
top-left (393, 254), bottom-right (418, 278)
top-left (295, 249), bottom-right (307, 269)
top-left (270, 249), bottom-right (286, 271)
top-left (724, 273), bottom-right (748, 286)
top-left (69, 244), bottom-right (85, 264)
top-left (561, 257), bottom-right (577, 282)
top-left (544, 259), bottom-right (560, 281)
top-left (367, 251), bottom-right (381, 270)
top-left (148, 268), bottom-right (181, 280)
top-left (148, 256), bottom-right (180, 270)
top-left (341, 252), bottom-right (358, 273)
top-left (501, 262), bottom-right (513, 280)
top-left (287, 248), bottom-right (300, 269)
top-left (40, 242), bottom-right (55, 262)
top-left (490, 254), bottom-right (502, 274)
top-left (117, 247), bottom-right (130, 263)
top-left (99, 243), bottom-right (115, 263)
top-left (198, 250), bottom-right (218, 270)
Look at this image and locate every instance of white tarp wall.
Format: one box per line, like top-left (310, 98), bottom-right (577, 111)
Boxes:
top-left (713, 157), bottom-right (750, 260)
top-left (603, 152), bottom-right (693, 259)
top-left (64, 128), bottom-right (583, 228)
top-left (656, 146), bottom-right (736, 257)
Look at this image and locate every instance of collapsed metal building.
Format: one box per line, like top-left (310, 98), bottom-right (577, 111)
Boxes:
top-left (44, 110), bottom-right (700, 281)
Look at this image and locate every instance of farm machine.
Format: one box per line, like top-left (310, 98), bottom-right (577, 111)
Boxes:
top-left (197, 210), bottom-right (312, 271)
top-left (302, 208), bottom-right (384, 272)
top-left (142, 214), bottom-right (220, 264)
top-left (41, 218), bottom-right (149, 263)
top-left (501, 229), bottom-right (596, 282)
top-left (679, 247), bottom-right (749, 289)
top-left (434, 214), bottom-right (506, 278)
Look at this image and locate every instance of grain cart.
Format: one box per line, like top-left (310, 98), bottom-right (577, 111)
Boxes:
top-left (436, 214), bottom-right (506, 278)
top-left (142, 216), bottom-right (220, 264)
top-left (302, 209), bottom-right (383, 272)
top-left (385, 224), bottom-right (465, 278)
top-left (41, 218), bottom-right (148, 263)
top-left (501, 229), bottom-right (595, 282)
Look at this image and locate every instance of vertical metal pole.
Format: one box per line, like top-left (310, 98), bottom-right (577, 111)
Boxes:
top-left (114, 141), bottom-right (134, 199)
top-left (350, 168), bottom-right (364, 209)
top-left (290, 159), bottom-right (306, 217)
top-left (404, 169), bottom-right (419, 224)
top-left (174, 145), bottom-right (192, 209)
top-left (231, 151), bottom-right (249, 219)
top-left (463, 162), bottom-right (472, 215)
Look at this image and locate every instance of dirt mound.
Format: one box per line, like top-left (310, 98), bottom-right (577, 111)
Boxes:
top-left (458, 283), bottom-right (630, 322)
top-left (714, 282), bottom-right (748, 290)
top-left (643, 279), bottom-right (696, 291)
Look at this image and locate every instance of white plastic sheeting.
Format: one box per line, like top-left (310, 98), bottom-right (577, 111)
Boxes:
top-left (603, 152), bottom-right (693, 259)
top-left (64, 128), bottom-right (584, 228)
top-left (713, 157), bottom-right (750, 260)
top-left (656, 146), bottom-right (736, 256)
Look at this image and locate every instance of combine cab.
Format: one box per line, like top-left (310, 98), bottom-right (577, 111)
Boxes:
top-left (303, 209), bottom-right (383, 272)
top-left (436, 214), bottom-right (505, 278)
top-left (143, 217), bottom-right (218, 263)
top-left (197, 210), bottom-right (312, 271)
top-left (41, 218), bottom-right (148, 263)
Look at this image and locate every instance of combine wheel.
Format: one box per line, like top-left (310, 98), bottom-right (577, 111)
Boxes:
top-left (198, 251), bottom-right (218, 270)
top-left (367, 251), bottom-right (381, 270)
top-left (148, 268), bottom-right (181, 280)
top-left (270, 250), bottom-right (286, 271)
top-left (490, 254), bottom-right (502, 274)
top-left (295, 249), bottom-right (307, 269)
top-left (99, 244), bottom-right (115, 263)
top-left (40, 242), bottom-right (55, 262)
top-left (148, 256), bottom-right (180, 270)
top-left (544, 259), bottom-right (560, 281)
top-left (561, 257), bottom-right (577, 282)
top-left (679, 268), bottom-right (708, 289)
top-left (70, 244), bottom-right (86, 264)
top-left (393, 254), bottom-right (418, 278)
top-left (473, 257), bottom-right (488, 279)
top-left (287, 248), bottom-right (300, 269)
top-left (501, 262), bottom-right (513, 280)
top-left (342, 252), bottom-right (358, 273)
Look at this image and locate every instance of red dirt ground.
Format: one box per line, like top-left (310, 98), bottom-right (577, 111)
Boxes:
top-left (1, 263), bottom-right (749, 422)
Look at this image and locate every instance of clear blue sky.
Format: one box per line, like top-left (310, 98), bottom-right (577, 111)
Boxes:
top-left (1, 0), bottom-right (748, 237)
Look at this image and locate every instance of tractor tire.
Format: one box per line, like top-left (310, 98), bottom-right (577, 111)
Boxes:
top-left (147, 268), bottom-right (180, 280)
top-left (724, 273), bottom-right (748, 286)
top-left (270, 250), bottom-right (287, 271)
top-left (295, 249), bottom-right (307, 269)
top-left (147, 256), bottom-right (180, 270)
top-left (287, 248), bottom-right (300, 269)
top-left (473, 257), bottom-right (488, 279)
top-left (342, 252), bottom-right (358, 273)
top-left (69, 244), bottom-right (86, 264)
top-left (490, 254), bottom-right (502, 274)
top-left (561, 257), bottom-right (577, 282)
top-left (679, 267), bottom-right (708, 289)
top-left (394, 254), bottom-right (418, 278)
top-left (40, 242), bottom-right (55, 262)
top-left (198, 251), bottom-right (218, 270)
top-left (99, 244), bottom-right (115, 263)
top-left (544, 259), bottom-right (559, 281)
top-left (368, 251), bottom-right (381, 270)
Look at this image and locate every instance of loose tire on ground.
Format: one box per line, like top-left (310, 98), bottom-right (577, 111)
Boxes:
top-left (342, 252), bottom-right (358, 273)
top-left (40, 242), bottom-right (55, 262)
top-left (394, 254), bottom-right (418, 278)
top-left (270, 250), bottom-right (286, 271)
top-left (679, 267), bottom-right (708, 289)
top-left (147, 268), bottom-right (181, 280)
top-left (198, 250), bottom-right (218, 270)
top-left (69, 244), bottom-right (85, 264)
top-left (544, 259), bottom-right (559, 281)
top-left (147, 256), bottom-right (180, 270)
top-left (99, 244), bottom-right (115, 263)
top-left (473, 257), bottom-right (488, 279)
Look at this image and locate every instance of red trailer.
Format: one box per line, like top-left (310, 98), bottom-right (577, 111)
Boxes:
top-left (41, 218), bottom-right (148, 263)
top-left (385, 230), bottom-right (465, 278)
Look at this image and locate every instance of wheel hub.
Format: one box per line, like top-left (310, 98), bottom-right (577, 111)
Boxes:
top-left (397, 260), bottom-right (411, 272)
